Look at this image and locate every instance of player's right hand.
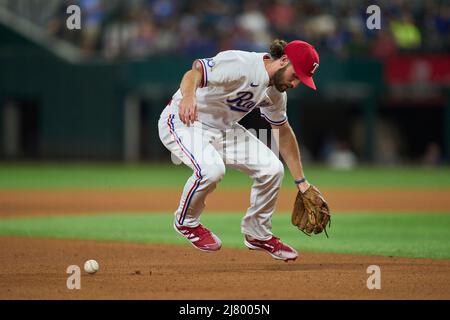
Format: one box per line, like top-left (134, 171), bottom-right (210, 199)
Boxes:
top-left (179, 95), bottom-right (198, 126)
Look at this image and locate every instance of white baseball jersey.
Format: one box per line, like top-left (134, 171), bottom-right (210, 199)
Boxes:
top-left (163, 50), bottom-right (288, 129)
top-left (158, 50), bottom-right (289, 240)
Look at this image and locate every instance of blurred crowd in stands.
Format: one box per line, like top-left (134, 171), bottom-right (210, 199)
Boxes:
top-left (2, 0), bottom-right (449, 59)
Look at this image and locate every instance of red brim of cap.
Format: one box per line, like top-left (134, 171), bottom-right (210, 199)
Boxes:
top-left (299, 73), bottom-right (317, 90)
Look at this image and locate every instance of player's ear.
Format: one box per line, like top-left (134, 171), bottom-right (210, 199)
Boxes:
top-left (279, 55), bottom-right (290, 68)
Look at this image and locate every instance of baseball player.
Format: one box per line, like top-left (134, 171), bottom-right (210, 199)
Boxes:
top-left (158, 39), bottom-right (323, 261)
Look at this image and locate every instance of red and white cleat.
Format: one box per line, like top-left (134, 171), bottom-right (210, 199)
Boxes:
top-left (174, 223), bottom-right (222, 252)
top-left (244, 235), bottom-right (298, 261)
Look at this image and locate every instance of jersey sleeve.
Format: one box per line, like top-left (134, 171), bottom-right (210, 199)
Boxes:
top-left (259, 91), bottom-right (288, 126)
top-left (195, 51), bottom-right (244, 88)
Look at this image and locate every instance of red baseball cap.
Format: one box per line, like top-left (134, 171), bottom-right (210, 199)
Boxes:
top-left (284, 40), bottom-right (320, 90)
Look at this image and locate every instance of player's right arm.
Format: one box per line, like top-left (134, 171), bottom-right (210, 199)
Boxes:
top-left (179, 52), bottom-right (243, 125)
top-left (178, 61), bottom-right (203, 126)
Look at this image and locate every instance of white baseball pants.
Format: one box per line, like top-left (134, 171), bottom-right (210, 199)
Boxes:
top-left (158, 112), bottom-right (284, 240)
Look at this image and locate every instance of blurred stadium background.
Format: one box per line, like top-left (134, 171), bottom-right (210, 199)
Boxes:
top-left (0, 0), bottom-right (448, 166)
top-left (1, 0), bottom-right (450, 300)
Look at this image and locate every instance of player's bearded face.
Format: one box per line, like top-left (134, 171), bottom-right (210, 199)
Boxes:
top-left (273, 65), bottom-right (294, 92)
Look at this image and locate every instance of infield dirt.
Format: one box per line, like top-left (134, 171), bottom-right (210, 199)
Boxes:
top-left (1, 237), bottom-right (450, 300)
top-left (1, 188), bottom-right (449, 217)
top-left (1, 188), bottom-right (450, 299)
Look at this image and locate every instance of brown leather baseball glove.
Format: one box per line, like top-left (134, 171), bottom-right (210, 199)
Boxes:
top-left (291, 185), bottom-right (331, 237)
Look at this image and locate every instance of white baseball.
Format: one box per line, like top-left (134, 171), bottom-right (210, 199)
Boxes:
top-left (84, 259), bottom-right (99, 274)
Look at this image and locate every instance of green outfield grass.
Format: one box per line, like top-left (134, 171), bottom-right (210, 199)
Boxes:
top-left (1, 163), bottom-right (450, 189)
top-left (1, 212), bottom-right (449, 259)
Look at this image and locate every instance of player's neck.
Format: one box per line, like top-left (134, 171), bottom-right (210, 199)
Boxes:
top-left (263, 57), bottom-right (279, 87)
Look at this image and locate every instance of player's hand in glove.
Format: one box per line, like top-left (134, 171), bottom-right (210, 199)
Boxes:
top-left (291, 181), bottom-right (331, 237)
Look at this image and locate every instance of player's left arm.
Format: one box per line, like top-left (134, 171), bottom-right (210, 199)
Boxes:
top-left (271, 121), bottom-right (310, 193)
